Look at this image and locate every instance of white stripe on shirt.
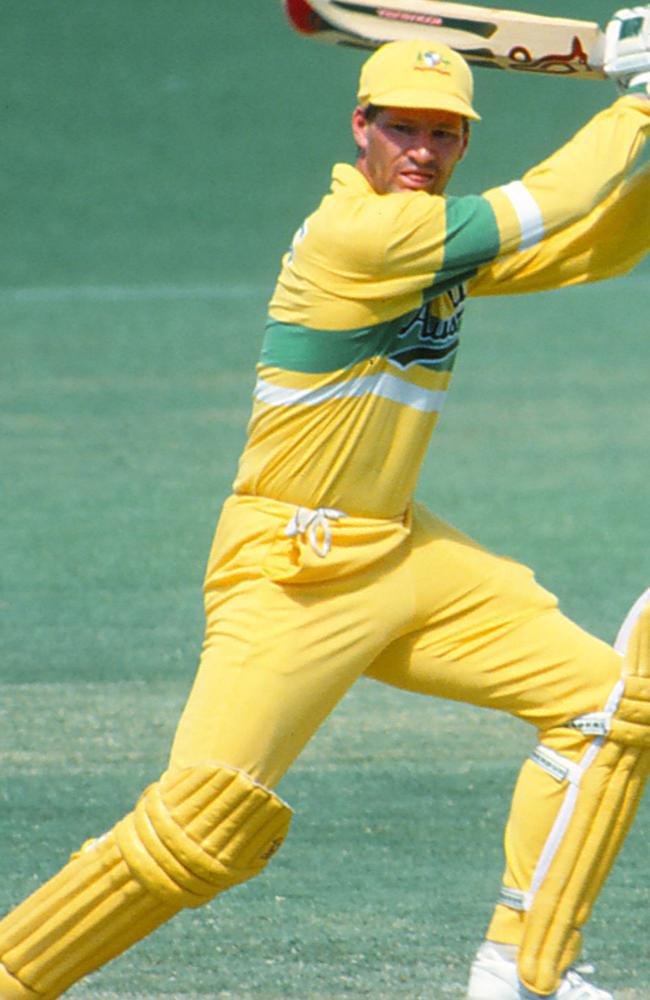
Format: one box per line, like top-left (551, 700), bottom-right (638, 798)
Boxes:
top-left (254, 371), bottom-right (447, 414)
top-left (500, 180), bottom-right (545, 250)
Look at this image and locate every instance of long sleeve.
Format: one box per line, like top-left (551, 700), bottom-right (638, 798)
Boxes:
top-left (480, 96), bottom-right (650, 260)
top-left (468, 161), bottom-right (650, 297)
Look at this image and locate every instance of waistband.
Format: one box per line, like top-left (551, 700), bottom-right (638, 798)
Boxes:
top-left (226, 493), bottom-right (410, 558)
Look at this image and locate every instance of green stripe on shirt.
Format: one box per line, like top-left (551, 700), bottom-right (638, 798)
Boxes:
top-left (261, 313), bottom-right (409, 373)
top-left (261, 308), bottom-right (461, 375)
top-left (425, 195), bottom-right (500, 298)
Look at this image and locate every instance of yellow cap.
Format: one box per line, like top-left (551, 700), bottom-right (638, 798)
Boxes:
top-left (357, 39), bottom-right (480, 120)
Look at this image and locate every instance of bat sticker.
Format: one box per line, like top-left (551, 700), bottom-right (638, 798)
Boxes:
top-left (331, 1), bottom-right (498, 38)
top-left (507, 35), bottom-right (590, 73)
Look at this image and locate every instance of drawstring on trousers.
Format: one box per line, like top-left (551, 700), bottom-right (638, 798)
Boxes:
top-left (285, 506), bottom-right (347, 558)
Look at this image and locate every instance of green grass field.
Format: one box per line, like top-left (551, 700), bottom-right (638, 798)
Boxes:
top-left (2, 2), bottom-right (650, 997)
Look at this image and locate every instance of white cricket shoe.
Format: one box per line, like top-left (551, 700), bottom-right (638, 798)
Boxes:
top-left (466, 942), bottom-right (615, 999)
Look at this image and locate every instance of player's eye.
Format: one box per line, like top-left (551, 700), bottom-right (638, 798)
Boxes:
top-left (432, 128), bottom-right (458, 140)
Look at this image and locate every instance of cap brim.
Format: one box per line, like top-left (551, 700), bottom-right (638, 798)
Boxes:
top-left (362, 88), bottom-right (481, 120)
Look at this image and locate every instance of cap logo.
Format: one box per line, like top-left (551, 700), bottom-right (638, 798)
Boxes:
top-left (414, 50), bottom-right (451, 74)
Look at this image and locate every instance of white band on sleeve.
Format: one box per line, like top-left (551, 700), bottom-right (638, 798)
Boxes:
top-left (500, 180), bottom-right (545, 250)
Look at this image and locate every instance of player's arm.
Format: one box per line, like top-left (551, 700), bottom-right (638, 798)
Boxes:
top-left (362, 94), bottom-right (650, 305)
top-left (467, 161), bottom-right (650, 296)
top-left (464, 8), bottom-right (650, 297)
top-left (480, 93), bottom-right (650, 261)
top-left (476, 5), bottom-right (650, 262)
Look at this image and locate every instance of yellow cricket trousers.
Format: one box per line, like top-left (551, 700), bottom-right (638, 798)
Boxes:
top-left (169, 493), bottom-right (622, 945)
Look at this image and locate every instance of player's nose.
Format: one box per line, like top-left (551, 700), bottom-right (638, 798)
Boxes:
top-left (409, 140), bottom-right (436, 164)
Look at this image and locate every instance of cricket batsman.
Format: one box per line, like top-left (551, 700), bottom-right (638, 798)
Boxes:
top-left (1, 7), bottom-right (650, 999)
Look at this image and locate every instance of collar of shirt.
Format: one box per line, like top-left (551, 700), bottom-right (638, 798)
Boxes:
top-left (330, 163), bottom-right (374, 195)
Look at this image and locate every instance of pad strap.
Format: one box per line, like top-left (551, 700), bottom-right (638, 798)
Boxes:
top-left (498, 886), bottom-right (530, 912)
top-left (529, 745), bottom-right (583, 786)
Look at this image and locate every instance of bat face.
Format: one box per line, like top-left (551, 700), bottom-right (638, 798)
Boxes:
top-left (284, 0), bottom-right (606, 80)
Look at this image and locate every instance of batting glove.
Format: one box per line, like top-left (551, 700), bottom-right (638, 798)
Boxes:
top-left (604, 6), bottom-right (650, 95)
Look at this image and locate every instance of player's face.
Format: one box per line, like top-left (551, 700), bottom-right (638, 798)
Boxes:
top-left (352, 105), bottom-right (469, 195)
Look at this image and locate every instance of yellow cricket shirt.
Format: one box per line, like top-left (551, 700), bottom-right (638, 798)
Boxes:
top-left (233, 98), bottom-right (650, 518)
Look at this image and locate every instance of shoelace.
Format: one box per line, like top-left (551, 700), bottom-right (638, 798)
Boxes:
top-left (285, 506), bottom-right (346, 558)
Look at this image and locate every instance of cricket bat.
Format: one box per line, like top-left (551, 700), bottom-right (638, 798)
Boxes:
top-left (284, 0), bottom-right (608, 79)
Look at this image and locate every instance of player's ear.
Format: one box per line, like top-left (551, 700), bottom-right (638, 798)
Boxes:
top-left (352, 105), bottom-right (370, 152)
top-left (459, 120), bottom-right (470, 160)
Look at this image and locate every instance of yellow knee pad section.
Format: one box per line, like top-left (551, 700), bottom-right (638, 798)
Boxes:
top-left (115, 763), bottom-right (291, 906)
top-left (517, 604), bottom-right (650, 997)
top-left (0, 763), bottom-right (292, 999)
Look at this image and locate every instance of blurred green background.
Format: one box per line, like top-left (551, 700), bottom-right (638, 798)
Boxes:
top-left (1, 2), bottom-right (649, 997)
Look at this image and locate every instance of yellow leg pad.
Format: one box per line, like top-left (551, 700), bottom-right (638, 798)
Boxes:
top-left (612, 604), bottom-right (650, 749)
top-left (519, 604), bottom-right (650, 996)
top-left (0, 962), bottom-right (41, 999)
top-left (0, 763), bottom-right (292, 999)
top-left (519, 741), bottom-right (650, 995)
top-left (116, 764), bottom-right (291, 904)
top-left (610, 676), bottom-right (650, 746)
